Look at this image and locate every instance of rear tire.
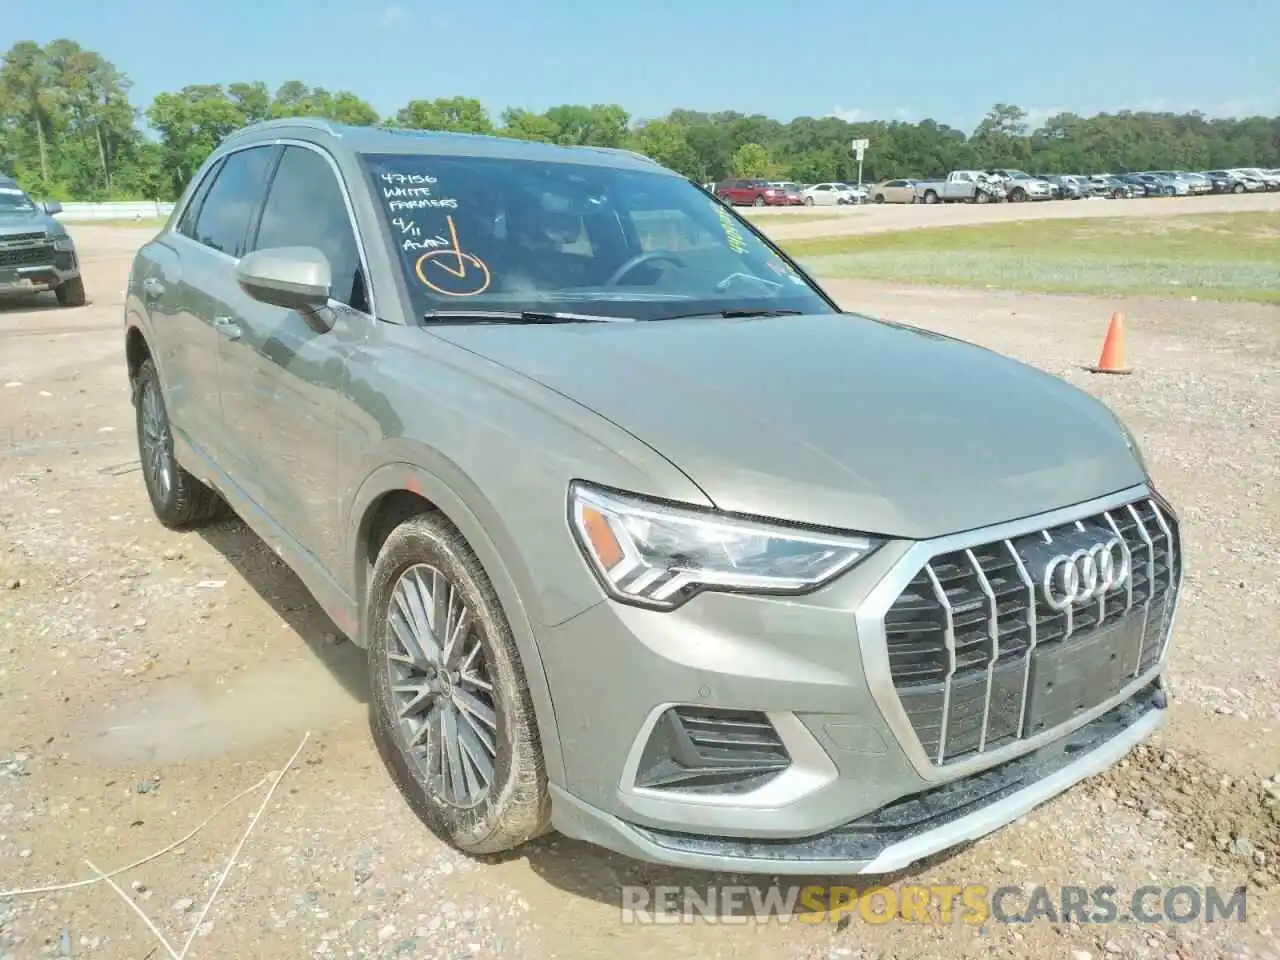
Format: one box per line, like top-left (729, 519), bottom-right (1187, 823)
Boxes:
top-left (804, 196), bottom-right (814, 206)
top-left (368, 512), bottom-right (551, 856)
top-left (753, 196), bottom-right (765, 207)
top-left (134, 358), bottom-right (224, 528)
top-left (55, 276), bottom-right (86, 307)
top-left (924, 190), bottom-right (938, 204)
top-left (1232, 183), bottom-right (1245, 194)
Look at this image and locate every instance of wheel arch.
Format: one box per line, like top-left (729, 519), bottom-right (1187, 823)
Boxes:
top-left (125, 323), bottom-right (152, 399)
top-left (348, 461), bottom-right (568, 787)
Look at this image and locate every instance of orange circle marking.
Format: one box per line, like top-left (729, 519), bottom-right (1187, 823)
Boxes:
top-left (414, 250), bottom-right (492, 297)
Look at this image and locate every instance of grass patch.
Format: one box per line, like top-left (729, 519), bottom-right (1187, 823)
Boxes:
top-left (781, 212), bottom-right (1280, 303)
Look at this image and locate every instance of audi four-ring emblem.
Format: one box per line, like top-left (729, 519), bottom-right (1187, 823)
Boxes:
top-left (1039, 534), bottom-right (1130, 610)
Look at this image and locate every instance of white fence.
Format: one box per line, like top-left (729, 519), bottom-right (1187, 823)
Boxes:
top-left (52, 201), bottom-right (176, 222)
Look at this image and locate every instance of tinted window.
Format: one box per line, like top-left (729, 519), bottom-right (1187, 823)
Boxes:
top-left (177, 158), bottom-right (224, 238)
top-left (360, 152), bottom-right (832, 323)
top-left (252, 145), bottom-right (367, 311)
top-left (192, 146), bottom-right (274, 257)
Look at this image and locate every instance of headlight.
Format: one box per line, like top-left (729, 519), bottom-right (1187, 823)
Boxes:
top-left (568, 482), bottom-right (882, 610)
top-left (52, 235), bottom-right (74, 252)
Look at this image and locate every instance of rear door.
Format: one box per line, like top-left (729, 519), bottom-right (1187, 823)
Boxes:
top-left (216, 142), bottom-right (374, 571)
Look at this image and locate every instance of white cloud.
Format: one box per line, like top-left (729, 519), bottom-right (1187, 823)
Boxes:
top-left (826, 105), bottom-right (861, 122)
top-left (382, 5), bottom-right (407, 25)
top-left (891, 107), bottom-right (915, 122)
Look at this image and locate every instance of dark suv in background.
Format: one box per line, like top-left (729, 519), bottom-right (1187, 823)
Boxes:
top-left (0, 176), bottom-right (85, 307)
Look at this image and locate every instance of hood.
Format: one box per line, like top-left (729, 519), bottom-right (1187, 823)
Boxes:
top-left (0, 210), bottom-right (52, 235)
top-left (430, 313), bottom-right (1147, 540)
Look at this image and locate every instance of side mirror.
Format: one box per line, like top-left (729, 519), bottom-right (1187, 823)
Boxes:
top-left (43, 200), bottom-right (63, 215)
top-left (235, 246), bottom-right (332, 315)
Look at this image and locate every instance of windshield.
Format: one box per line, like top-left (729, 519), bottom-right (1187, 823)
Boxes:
top-left (360, 152), bottom-right (833, 322)
top-left (0, 186), bottom-right (38, 214)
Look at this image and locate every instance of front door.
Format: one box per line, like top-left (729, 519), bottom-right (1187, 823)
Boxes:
top-left (156, 147), bottom-right (277, 470)
top-left (216, 143), bottom-right (373, 572)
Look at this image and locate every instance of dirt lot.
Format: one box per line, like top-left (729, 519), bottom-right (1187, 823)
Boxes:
top-left (749, 191), bottom-right (1280, 240)
top-left (0, 223), bottom-right (1278, 960)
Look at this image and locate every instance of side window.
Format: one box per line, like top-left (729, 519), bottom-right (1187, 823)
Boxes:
top-left (192, 146), bottom-right (275, 257)
top-left (176, 158), bottom-right (224, 239)
top-left (251, 145), bottom-right (367, 312)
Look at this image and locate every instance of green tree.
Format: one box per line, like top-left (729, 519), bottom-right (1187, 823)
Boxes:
top-left (629, 118), bottom-right (700, 177)
top-left (730, 142), bottom-right (781, 178)
top-left (393, 96), bottom-right (491, 133)
top-left (145, 84), bottom-right (248, 196)
top-left (270, 82), bottom-right (379, 125)
top-left (0, 41), bottom-right (57, 187)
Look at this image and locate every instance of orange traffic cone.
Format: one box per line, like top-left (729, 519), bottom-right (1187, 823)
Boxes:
top-left (1090, 312), bottom-right (1132, 374)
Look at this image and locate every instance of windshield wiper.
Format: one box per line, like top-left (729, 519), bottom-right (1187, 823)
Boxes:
top-left (649, 308), bottom-right (806, 322)
top-left (422, 309), bottom-right (631, 325)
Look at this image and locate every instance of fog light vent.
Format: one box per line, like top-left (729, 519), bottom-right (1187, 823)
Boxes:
top-left (634, 706), bottom-right (790, 795)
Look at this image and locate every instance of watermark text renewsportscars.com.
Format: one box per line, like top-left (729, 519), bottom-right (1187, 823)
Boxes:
top-left (619, 883), bottom-right (1249, 925)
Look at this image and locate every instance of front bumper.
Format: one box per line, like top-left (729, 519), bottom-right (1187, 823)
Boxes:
top-left (0, 241), bottom-right (78, 296)
top-left (553, 682), bottom-right (1166, 873)
top-left (539, 484), bottom-right (1180, 874)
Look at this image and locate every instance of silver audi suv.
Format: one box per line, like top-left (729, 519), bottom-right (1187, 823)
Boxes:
top-left (123, 118), bottom-right (1182, 873)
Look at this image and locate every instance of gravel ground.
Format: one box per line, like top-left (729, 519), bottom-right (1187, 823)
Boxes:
top-left (0, 226), bottom-right (1277, 959)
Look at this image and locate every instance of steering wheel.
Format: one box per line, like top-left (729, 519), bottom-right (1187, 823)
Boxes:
top-left (605, 251), bottom-right (686, 287)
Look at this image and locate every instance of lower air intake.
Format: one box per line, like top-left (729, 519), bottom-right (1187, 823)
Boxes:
top-left (634, 706), bottom-right (791, 795)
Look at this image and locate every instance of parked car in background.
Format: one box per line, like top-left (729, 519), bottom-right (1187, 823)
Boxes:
top-left (836, 182), bottom-right (870, 202)
top-left (870, 178), bottom-right (920, 203)
top-left (1086, 175), bottom-right (1138, 199)
top-left (983, 169), bottom-right (1054, 202)
top-left (1119, 173), bottom-right (1185, 197)
top-left (1230, 168), bottom-right (1280, 191)
top-left (1144, 171), bottom-right (1211, 195)
top-left (1039, 175), bottom-right (1090, 199)
top-left (715, 179), bottom-right (804, 207)
top-left (800, 182), bottom-right (859, 205)
top-left (913, 170), bottom-right (1007, 204)
top-left (0, 176), bottom-right (85, 307)
top-left (1203, 170), bottom-right (1265, 194)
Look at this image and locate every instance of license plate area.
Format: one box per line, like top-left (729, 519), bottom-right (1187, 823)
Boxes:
top-left (1025, 616), bottom-right (1144, 737)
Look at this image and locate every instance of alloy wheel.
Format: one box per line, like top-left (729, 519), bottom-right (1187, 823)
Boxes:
top-left (385, 563), bottom-right (499, 808)
top-left (139, 379), bottom-right (174, 503)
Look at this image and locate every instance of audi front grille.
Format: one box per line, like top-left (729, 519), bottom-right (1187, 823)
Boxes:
top-left (876, 495), bottom-right (1180, 767)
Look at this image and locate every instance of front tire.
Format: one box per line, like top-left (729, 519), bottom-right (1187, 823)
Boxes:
top-left (753, 196), bottom-right (765, 207)
top-left (55, 276), bottom-right (86, 307)
top-left (804, 196), bottom-right (814, 206)
top-left (134, 358), bottom-right (224, 528)
top-left (368, 512), bottom-right (550, 856)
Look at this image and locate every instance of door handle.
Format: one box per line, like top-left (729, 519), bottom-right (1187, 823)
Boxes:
top-left (141, 277), bottom-right (165, 300)
top-left (212, 315), bottom-right (242, 341)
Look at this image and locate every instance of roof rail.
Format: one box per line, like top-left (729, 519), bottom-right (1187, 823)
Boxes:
top-left (224, 116), bottom-right (344, 141)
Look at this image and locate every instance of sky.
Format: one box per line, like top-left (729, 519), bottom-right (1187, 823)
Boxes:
top-left (6, 0), bottom-right (1278, 133)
